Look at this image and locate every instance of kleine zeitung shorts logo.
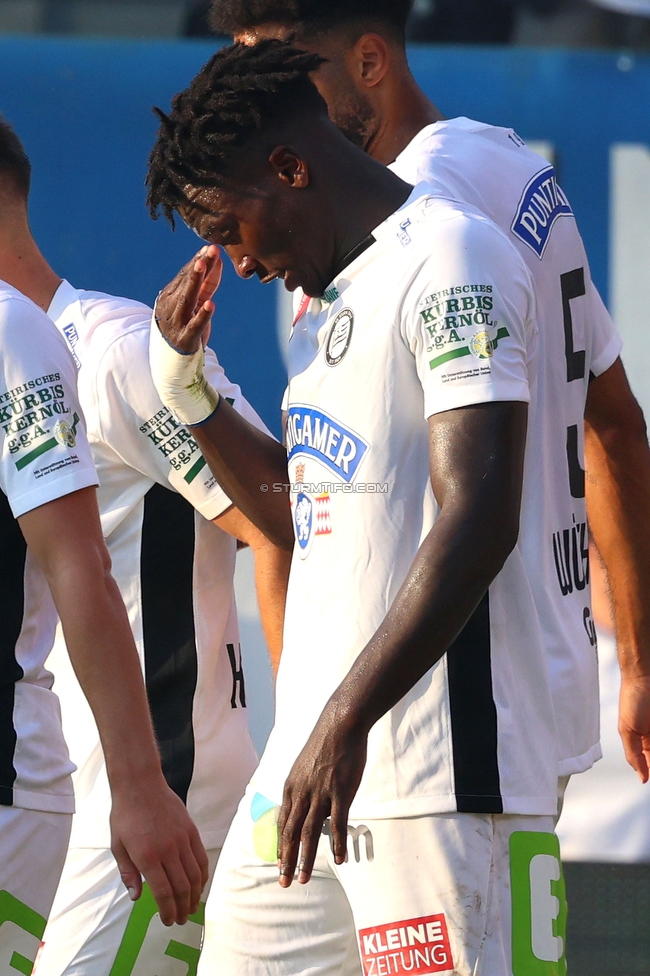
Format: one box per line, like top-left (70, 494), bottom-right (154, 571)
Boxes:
top-left (358, 914), bottom-right (453, 975)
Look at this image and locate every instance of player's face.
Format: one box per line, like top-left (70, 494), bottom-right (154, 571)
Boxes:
top-left (180, 183), bottom-right (332, 298)
top-left (235, 24), bottom-right (379, 150)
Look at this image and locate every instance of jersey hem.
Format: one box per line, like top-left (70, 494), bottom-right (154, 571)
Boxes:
top-left (558, 741), bottom-right (602, 776)
top-left (590, 333), bottom-right (623, 379)
top-left (194, 491), bottom-right (233, 523)
top-left (251, 781), bottom-right (558, 819)
top-left (424, 387), bottom-right (530, 421)
top-left (7, 786), bottom-right (75, 815)
top-left (10, 470), bottom-right (99, 519)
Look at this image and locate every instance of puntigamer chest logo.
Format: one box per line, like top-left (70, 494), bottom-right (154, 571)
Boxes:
top-left (511, 165), bottom-right (573, 258)
top-left (325, 308), bottom-right (354, 366)
top-left (286, 405), bottom-right (368, 483)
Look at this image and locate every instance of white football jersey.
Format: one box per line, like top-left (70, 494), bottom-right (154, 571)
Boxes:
top-left (389, 118), bottom-right (622, 775)
top-left (0, 280), bottom-right (98, 814)
top-left (255, 186), bottom-right (567, 818)
top-left (46, 281), bottom-right (263, 849)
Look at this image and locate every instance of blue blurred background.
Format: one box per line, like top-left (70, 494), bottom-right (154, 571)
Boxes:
top-left (0, 37), bottom-right (649, 439)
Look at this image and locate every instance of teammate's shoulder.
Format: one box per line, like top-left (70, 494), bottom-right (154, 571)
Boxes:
top-left (0, 279), bottom-right (61, 337)
top-left (74, 288), bottom-right (151, 330)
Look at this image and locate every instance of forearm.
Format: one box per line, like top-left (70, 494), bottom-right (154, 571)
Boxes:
top-left (194, 398), bottom-right (294, 548)
top-left (47, 543), bottom-right (164, 790)
top-left (585, 418), bottom-right (650, 677)
top-left (251, 539), bottom-right (292, 673)
top-left (325, 504), bottom-right (515, 736)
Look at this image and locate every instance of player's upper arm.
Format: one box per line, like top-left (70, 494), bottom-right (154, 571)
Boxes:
top-left (18, 486), bottom-right (109, 583)
top-left (400, 210), bottom-right (535, 421)
top-left (427, 400), bottom-right (528, 558)
top-left (585, 357), bottom-right (647, 445)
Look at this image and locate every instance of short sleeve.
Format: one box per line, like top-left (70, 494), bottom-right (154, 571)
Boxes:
top-left (400, 212), bottom-right (536, 420)
top-left (88, 318), bottom-right (272, 522)
top-left (587, 283), bottom-right (623, 379)
top-left (0, 295), bottom-right (98, 518)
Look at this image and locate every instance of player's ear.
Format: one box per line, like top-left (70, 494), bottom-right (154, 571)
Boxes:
top-left (347, 33), bottom-right (390, 89)
top-left (268, 146), bottom-right (310, 189)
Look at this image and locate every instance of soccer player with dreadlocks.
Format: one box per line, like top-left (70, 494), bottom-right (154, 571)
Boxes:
top-left (207, 0), bottom-right (650, 810)
top-left (142, 38), bottom-right (611, 974)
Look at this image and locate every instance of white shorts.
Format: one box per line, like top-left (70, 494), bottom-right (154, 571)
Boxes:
top-left (35, 846), bottom-right (221, 976)
top-left (200, 786), bottom-right (566, 976)
top-left (0, 805), bottom-right (72, 975)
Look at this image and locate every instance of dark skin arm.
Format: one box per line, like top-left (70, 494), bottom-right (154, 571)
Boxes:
top-left (584, 357), bottom-right (650, 781)
top-left (154, 247), bottom-right (293, 550)
top-left (276, 400), bottom-right (527, 886)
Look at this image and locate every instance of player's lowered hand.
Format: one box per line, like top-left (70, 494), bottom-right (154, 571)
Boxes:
top-left (110, 778), bottom-right (209, 926)
top-left (155, 245), bottom-right (223, 354)
top-left (276, 702), bottom-right (368, 887)
top-left (619, 673), bottom-right (650, 783)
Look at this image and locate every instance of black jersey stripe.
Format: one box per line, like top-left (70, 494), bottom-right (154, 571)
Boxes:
top-left (140, 484), bottom-right (197, 804)
top-left (446, 592), bottom-right (503, 813)
top-left (0, 493), bottom-right (27, 806)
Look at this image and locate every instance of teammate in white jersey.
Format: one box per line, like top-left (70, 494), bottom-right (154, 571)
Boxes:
top-left (211, 0), bottom-right (650, 787)
top-left (0, 120), bottom-right (208, 974)
top-left (142, 40), bottom-right (593, 973)
top-left (0, 123), bottom-right (291, 975)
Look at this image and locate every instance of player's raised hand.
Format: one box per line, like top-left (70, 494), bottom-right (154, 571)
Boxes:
top-left (276, 702), bottom-right (368, 887)
top-left (110, 777), bottom-right (209, 926)
top-left (155, 245), bottom-right (223, 354)
top-left (618, 673), bottom-right (650, 783)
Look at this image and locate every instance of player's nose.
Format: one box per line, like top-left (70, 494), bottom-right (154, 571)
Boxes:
top-left (231, 252), bottom-right (261, 280)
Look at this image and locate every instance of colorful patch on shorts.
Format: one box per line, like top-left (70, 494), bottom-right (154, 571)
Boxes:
top-left (251, 793), bottom-right (279, 864)
top-left (510, 831), bottom-right (567, 976)
top-left (358, 914), bottom-right (453, 975)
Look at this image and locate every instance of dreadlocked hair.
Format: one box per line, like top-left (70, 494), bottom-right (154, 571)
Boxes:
top-left (210, 0), bottom-right (414, 43)
top-left (147, 39), bottom-right (326, 226)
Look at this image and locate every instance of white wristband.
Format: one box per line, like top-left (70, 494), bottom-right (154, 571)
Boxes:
top-left (149, 310), bottom-right (220, 427)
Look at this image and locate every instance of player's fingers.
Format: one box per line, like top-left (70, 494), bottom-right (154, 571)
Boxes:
top-left (620, 728), bottom-right (649, 782)
top-left (180, 830), bottom-right (209, 915)
top-left (142, 861), bottom-right (179, 927)
top-left (297, 802), bottom-right (329, 884)
top-left (190, 825), bottom-right (210, 891)
top-left (113, 841), bottom-right (143, 903)
top-left (277, 797), bottom-right (308, 888)
top-left (329, 798), bottom-right (350, 866)
top-left (176, 258), bottom-right (209, 322)
top-left (196, 248), bottom-right (223, 307)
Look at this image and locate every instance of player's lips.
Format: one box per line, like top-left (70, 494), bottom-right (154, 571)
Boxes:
top-left (258, 269), bottom-right (287, 284)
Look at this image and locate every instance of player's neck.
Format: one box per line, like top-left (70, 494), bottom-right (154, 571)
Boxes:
top-left (325, 153), bottom-right (412, 280)
top-left (366, 70), bottom-right (444, 166)
top-left (0, 217), bottom-right (61, 313)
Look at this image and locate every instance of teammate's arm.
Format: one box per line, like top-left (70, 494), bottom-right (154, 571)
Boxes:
top-left (215, 505), bottom-right (291, 672)
top-left (276, 400), bottom-right (528, 886)
top-left (584, 357), bottom-right (650, 781)
top-left (18, 487), bottom-right (209, 925)
top-left (151, 247), bottom-right (294, 550)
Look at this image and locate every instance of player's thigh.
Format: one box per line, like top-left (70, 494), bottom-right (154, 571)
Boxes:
top-left (200, 787), bottom-right (361, 976)
top-left (331, 812), bottom-right (564, 976)
top-left (0, 806), bottom-right (71, 975)
top-left (37, 846), bottom-right (221, 976)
